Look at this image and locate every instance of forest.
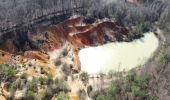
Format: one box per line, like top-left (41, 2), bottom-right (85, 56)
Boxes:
top-left (0, 0), bottom-right (169, 34)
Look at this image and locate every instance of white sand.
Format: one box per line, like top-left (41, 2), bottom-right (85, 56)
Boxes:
top-left (78, 32), bottom-right (159, 74)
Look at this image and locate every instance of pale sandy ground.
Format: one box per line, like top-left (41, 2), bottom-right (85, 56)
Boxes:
top-left (67, 73), bottom-right (120, 100)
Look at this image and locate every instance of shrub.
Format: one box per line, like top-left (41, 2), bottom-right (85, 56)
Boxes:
top-left (39, 77), bottom-right (48, 85)
top-left (79, 72), bottom-right (89, 81)
top-left (78, 89), bottom-right (87, 100)
top-left (79, 72), bottom-right (89, 85)
top-left (56, 92), bottom-right (69, 100)
top-left (9, 83), bottom-right (17, 98)
top-left (27, 77), bottom-right (39, 92)
top-left (43, 87), bottom-right (54, 99)
top-left (87, 85), bottom-right (93, 96)
top-left (47, 74), bottom-right (53, 85)
top-left (62, 63), bottom-right (71, 76)
top-left (160, 54), bottom-right (170, 65)
top-left (20, 73), bottom-right (27, 79)
top-left (96, 94), bottom-right (106, 100)
top-left (54, 78), bottom-right (67, 90)
top-left (0, 64), bottom-right (17, 81)
top-left (55, 60), bottom-right (61, 66)
top-left (26, 90), bottom-right (36, 100)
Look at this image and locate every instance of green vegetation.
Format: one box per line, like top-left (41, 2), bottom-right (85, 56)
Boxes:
top-left (56, 92), bottom-right (69, 100)
top-left (27, 77), bottom-right (40, 92)
top-left (25, 77), bottom-right (39, 99)
top-left (62, 63), bottom-right (72, 76)
top-left (160, 54), bottom-right (170, 65)
top-left (87, 85), bottom-right (93, 96)
top-left (134, 21), bottom-right (151, 34)
top-left (20, 73), bottom-right (27, 79)
top-left (0, 64), bottom-right (17, 81)
top-left (94, 71), bottom-right (158, 100)
top-left (139, 0), bottom-right (158, 4)
top-left (26, 90), bottom-right (36, 100)
top-left (9, 83), bottom-right (17, 98)
top-left (79, 71), bottom-right (89, 85)
top-left (42, 78), bottom-right (69, 99)
top-left (24, 76), bottom-right (69, 100)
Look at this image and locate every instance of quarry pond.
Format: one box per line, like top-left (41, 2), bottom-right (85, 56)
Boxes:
top-left (79, 32), bottom-right (159, 74)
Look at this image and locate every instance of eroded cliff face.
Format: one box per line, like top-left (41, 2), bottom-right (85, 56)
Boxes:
top-left (0, 16), bottom-right (129, 77)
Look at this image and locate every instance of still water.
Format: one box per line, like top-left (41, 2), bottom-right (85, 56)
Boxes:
top-left (79, 32), bottom-right (159, 74)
